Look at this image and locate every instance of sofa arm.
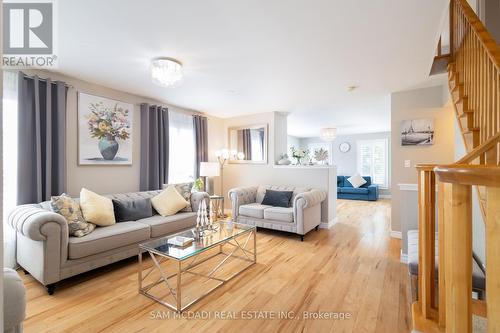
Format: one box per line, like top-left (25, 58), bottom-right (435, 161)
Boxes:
top-left (190, 192), bottom-right (210, 211)
top-left (294, 189), bottom-right (327, 235)
top-left (3, 268), bottom-right (26, 332)
top-left (293, 189), bottom-right (327, 210)
top-left (8, 204), bottom-right (68, 241)
top-left (367, 184), bottom-right (379, 200)
top-left (228, 186), bottom-right (258, 219)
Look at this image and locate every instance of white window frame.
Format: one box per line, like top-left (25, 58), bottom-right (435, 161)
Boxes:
top-left (356, 139), bottom-right (389, 189)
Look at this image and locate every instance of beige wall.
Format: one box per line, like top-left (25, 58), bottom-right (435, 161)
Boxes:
top-left (21, 69), bottom-right (202, 197)
top-left (391, 85), bottom-right (455, 249)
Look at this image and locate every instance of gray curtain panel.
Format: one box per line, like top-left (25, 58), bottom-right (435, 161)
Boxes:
top-left (140, 104), bottom-right (169, 191)
top-left (193, 115), bottom-right (208, 178)
top-left (17, 72), bottom-right (68, 204)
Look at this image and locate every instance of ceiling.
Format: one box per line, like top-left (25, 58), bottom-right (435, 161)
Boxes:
top-left (56, 0), bottom-right (449, 137)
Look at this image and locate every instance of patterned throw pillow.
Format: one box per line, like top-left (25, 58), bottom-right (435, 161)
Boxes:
top-left (51, 194), bottom-right (96, 237)
top-left (172, 182), bottom-right (194, 212)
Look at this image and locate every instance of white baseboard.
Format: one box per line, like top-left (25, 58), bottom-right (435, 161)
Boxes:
top-left (319, 217), bottom-right (338, 229)
top-left (400, 250), bottom-right (408, 264)
top-left (379, 194), bottom-right (392, 199)
top-left (390, 230), bottom-right (402, 239)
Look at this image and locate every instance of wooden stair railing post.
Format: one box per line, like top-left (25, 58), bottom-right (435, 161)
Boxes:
top-left (417, 165), bottom-right (437, 319)
top-left (437, 180), bottom-right (447, 328)
top-left (445, 182), bottom-right (472, 333)
top-left (486, 186), bottom-right (500, 332)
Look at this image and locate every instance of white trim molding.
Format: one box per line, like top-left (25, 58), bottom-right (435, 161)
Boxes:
top-left (390, 230), bottom-right (402, 239)
top-left (398, 183), bottom-right (438, 192)
top-left (319, 217), bottom-right (338, 229)
top-left (379, 194), bottom-right (392, 199)
top-left (400, 250), bottom-right (408, 264)
top-left (398, 183), bottom-right (418, 191)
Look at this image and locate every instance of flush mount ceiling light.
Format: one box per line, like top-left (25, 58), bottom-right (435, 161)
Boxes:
top-left (151, 58), bottom-right (183, 87)
top-left (320, 128), bottom-right (337, 141)
top-left (347, 85), bottom-right (358, 92)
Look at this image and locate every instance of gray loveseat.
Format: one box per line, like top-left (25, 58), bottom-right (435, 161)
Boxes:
top-left (229, 185), bottom-right (327, 241)
top-left (8, 190), bottom-right (208, 294)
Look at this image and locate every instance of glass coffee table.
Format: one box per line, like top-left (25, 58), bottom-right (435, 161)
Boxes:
top-left (138, 221), bottom-right (256, 312)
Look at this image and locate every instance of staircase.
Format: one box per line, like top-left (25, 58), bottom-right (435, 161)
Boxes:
top-left (412, 0), bottom-right (500, 332)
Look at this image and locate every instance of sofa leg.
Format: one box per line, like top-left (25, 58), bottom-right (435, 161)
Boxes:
top-left (46, 283), bottom-right (56, 295)
top-left (315, 225), bottom-right (319, 231)
top-left (300, 235), bottom-right (304, 241)
top-left (22, 268), bottom-right (30, 275)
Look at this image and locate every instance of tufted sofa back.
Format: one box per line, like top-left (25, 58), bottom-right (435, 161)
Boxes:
top-left (255, 185), bottom-right (311, 204)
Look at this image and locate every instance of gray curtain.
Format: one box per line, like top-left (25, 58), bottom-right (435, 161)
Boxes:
top-left (17, 72), bottom-right (68, 204)
top-left (193, 115), bottom-right (208, 178)
top-left (140, 104), bottom-right (169, 191)
top-left (242, 129), bottom-right (252, 160)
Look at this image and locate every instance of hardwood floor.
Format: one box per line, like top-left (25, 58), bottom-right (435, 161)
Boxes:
top-left (19, 199), bottom-right (411, 333)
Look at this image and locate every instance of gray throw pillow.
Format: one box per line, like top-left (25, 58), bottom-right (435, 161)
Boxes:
top-left (261, 190), bottom-right (294, 208)
top-left (112, 198), bottom-right (153, 222)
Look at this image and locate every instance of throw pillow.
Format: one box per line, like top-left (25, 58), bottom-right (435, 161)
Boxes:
top-left (151, 185), bottom-right (189, 216)
top-left (112, 198), bottom-right (153, 222)
top-left (347, 174), bottom-right (367, 188)
top-left (51, 194), bottom-right (96, 237)
top-left (80, 188), bottom-right (116, 226)
top-left (172, 182), bottom-right (194, 212)
top-left (261, 189), bottom-right (294, 208)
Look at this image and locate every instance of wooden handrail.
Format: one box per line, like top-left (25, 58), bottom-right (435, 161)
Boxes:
top-left (456, 132), bottom-right (500, 164)
top-left (434, 164), bottom-right (500, 186)
top-left (454, 0), bottom-right (500, 71)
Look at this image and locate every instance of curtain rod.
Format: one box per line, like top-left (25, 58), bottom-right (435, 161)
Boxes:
top-left (22, 73), bottom-right (75, 89)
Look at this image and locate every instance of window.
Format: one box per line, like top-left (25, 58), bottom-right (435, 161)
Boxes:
top-left (3, 71), bottom-right (19, 268)
top-left (168, 111), bottom-right (195, 183)
top-left (357, 139), bottom-right (388, 188)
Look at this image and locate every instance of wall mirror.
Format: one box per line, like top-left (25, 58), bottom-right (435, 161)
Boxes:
top-left (228, 124), bottom-right (268, 164)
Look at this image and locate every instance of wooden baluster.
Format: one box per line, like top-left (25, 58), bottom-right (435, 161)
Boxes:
top-left (437, 181), bottom-right (446, 328)
top-left (486, 186), bottom-right (500, 333)
top-left (418, 168), bottom-right (436, 318)
top-left (445, 183), bottom-right (472, 333)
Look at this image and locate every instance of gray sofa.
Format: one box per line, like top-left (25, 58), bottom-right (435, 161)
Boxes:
top-left (8, 190), bottom-right (209, 294)
top-left (3, 268), bottom-right (26, 333)
top-left (229, 185), bottom-right (327, 241)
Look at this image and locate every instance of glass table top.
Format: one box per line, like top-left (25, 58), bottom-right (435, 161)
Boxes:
top-left (139, 221), bottom-right (255, 260)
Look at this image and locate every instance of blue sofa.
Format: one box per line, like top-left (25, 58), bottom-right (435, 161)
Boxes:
top-left (337, 176), bottom-right (379, 201)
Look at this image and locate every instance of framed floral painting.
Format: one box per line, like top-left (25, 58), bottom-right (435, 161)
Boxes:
top-left (78, 92), bottom-right (133, 165)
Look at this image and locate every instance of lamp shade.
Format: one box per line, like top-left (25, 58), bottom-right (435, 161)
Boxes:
top-left (200, 162), bottom-right (220, 177)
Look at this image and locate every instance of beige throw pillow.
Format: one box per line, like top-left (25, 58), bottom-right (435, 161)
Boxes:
top-left (80, 188), bottom-right (116, 226)
top-left (151, 185), bottom-right (189, 216)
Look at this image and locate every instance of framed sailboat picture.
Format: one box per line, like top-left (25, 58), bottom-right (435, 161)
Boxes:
top-left (401, 118), bottom-right (434, 146)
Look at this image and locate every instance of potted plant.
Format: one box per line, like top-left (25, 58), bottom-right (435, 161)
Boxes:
top-left (290, 146), bottom-right (309, 165)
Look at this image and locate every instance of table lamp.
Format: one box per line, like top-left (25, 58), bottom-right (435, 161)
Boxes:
top-left (200, 162), bottom-right (220, 195)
